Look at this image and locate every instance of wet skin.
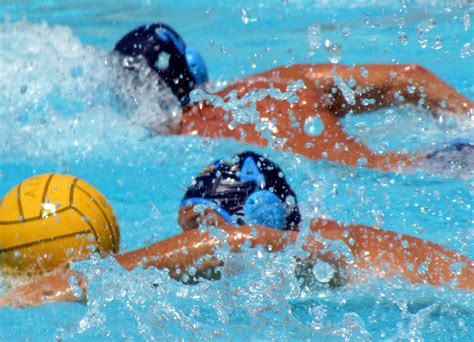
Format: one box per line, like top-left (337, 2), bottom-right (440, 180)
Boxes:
top-left (2, 207), bottom-right (472, 308)
top-left (180, 64), bottom-right (473, 170)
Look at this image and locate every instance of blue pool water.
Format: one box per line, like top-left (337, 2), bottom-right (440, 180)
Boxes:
top-left (1, 0), bottom-right (473, 340)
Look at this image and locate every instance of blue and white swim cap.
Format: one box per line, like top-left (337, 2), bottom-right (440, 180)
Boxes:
top-left (181, 152), bottom-right (301, 231)
top-left (114, 23), bottom-right (208, 105)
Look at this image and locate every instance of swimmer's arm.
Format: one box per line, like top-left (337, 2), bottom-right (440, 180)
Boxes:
top-left (114, 226), bottom-right (299, 279)
top-left (0, 268), bottom-right (86, 308)
top-left (300, 64), bottom-right (473, 116)
top-left (0, 227), bottom-right (293, 307)
top-left (310, 220), bottom-right (474, 290)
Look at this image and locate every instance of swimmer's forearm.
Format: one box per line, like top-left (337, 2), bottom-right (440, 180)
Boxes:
top-left (0, 268), bottom-right (86, 308)
top-left (311, 220), bottom-right (474, 291)
top-left (114, 226), bottom-right (297, 278)
top-left (302, 63), bottom-right (472, 116)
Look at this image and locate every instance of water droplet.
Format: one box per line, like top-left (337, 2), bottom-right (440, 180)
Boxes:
top-left (460, 43), bottom-right (472, 59)
top-left (462, 12), bottom-right (470, 31)
top-left (324, 40), bottom-right (342, 63)
top-left (394, 92), bottom-right (405, 102)
top-left (418, 38), bottom-right (428, 49)
top-left (304, 115), bottom-right (324, 137)
top-left (155, 52), bottom-right (170, 71)
top-left (334, 77), bottom-right (355, 105)
top-left (341, 25), bottom-right (351, 38)
top-left (285, 195), bottom-right (296, 207)
top-left (347, 77), bottom-right (357, 88)
top-left (397, 17), bottom-right (406, 29)
top-left (187, 266), bottom-right (197, 276)
top-left (307, 24), bottom-right (322, 52)
top-left (357, 157), bottom-right (368, 167)
top-left (241, 8), bottom-right (257, 24)
top-left (68, 276), bottom-right (83, 297)
top-left (361, 98), bottom-right (375, 106)
top-left (312, 260), bottom-right (335, 283)
top-left (432, 36), bottom-right (443, 50)
top-left (399, 32), bottom-right (409, 45)
top-left (418, 262), bottom-right (428, 275)
top-left (370, 35), bottom-right (379, 45)
top-left (355, 122), bottom-right (367, 132)
top-left (416, 18), bottom-right (436, 33)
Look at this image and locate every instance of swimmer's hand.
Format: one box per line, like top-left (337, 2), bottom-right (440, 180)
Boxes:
top-left (310, 220), bottom-right (474, 291)
top-left (0, 268), bottom-right (86, 308)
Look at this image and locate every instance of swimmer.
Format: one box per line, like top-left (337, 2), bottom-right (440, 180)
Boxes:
top-left (114, 23), bottom-right (474, 171)
top-left (1, 152), bottom-right (472, 307)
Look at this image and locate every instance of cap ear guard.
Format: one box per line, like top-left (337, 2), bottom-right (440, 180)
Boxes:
top-left (185, 47), bottom-right (209, 85)
top-left (243, 190), bottom-right (286, 230)
top-left (153, 26), bottom-right (208, 85)
top-left (182, 191), bottom-right (287, 230)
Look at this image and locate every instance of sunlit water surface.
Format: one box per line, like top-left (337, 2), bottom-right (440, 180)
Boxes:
top-left (0, 0), bottom-right (473, 340)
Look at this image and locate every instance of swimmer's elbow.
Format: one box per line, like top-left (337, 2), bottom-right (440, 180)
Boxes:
top-left (402, 63), bottom-right (430, 76)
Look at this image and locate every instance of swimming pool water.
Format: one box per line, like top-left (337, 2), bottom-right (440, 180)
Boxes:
top-left (0, 0), bottom-right (473, 340)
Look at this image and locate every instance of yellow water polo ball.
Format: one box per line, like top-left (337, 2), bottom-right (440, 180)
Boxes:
top-left (0, 174), bottom-right (120, 276)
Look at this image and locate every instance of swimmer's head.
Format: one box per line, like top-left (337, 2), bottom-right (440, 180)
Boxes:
top-left (180, 151), bottom-right (301, 231)
top-left (114, 23), bottom-right (208, 106)
top-left (426, 137), bottom-right (473, 160)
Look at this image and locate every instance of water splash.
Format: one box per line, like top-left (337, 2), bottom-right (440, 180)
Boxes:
top-left (307, 24), bottom-right (322, 58)
top-left (0, 20), bottom-right (182, 161)
top-left (190, 80), bottom-right (305, 149)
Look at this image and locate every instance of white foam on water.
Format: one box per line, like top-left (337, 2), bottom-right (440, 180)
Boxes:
top-left (0, 20), bottom-right (182, 161)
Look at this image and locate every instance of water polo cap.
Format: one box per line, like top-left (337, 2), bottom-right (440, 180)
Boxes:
top-left (181, 152), bottom-right (301, 230)
top-left (426, 137), bottom-right (473, 159)
top-left (114, 23), bottom-right (208, 105)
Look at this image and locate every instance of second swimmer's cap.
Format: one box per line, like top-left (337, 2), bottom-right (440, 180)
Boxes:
top-left (114, 23), bottom-right (208, 105)
top-left (181, 152), bottom-right (301, 231)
